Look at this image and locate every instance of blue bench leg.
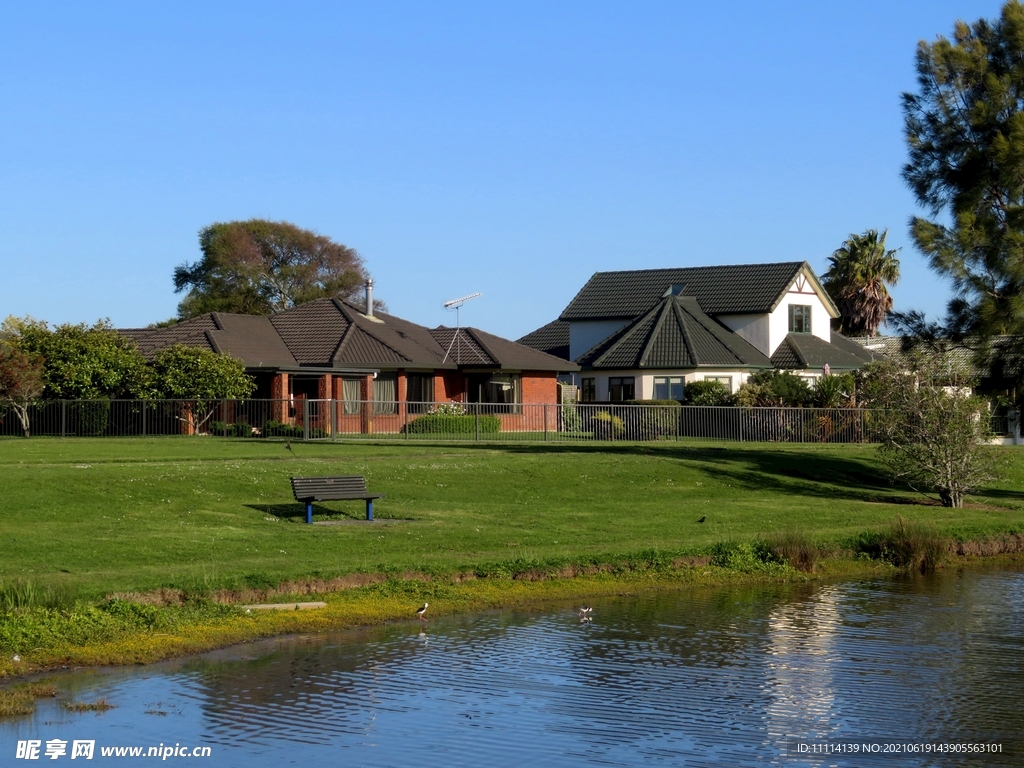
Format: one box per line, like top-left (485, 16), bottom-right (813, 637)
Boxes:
top-left (306, 501), bottom-right (313, 524)
top-left (366, 499), bottom-right (374, 521)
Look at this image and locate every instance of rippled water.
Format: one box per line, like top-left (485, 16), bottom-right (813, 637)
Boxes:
top-left (2, 569), bottom-right (1023, 767)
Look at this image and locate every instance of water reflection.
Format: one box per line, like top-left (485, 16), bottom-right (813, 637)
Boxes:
top-left (2, 570), bottom-right (1022, 766)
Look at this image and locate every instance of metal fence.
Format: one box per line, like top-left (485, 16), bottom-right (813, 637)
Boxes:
top-left (1, 398), bottom-right (983, 444)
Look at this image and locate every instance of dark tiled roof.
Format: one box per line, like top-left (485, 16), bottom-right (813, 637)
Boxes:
top-left (429, 328), bottom-right (495, 365)
top-left (560, 262), bottom-right (827, 320)
top-left (270, 300), bottom-right (351, 364)
top-left (119, 298), bottom-right (576, 372)
top-left (850, 335), bottom-right (984, 375)
top-left (577, 295), bottom-right (772, 370)
top-left (461, 327), bottom-right (579, 371)
top-left (828, 332), bottom-right (880, 364)
top-left (120, 315), bottom-right (219, 357)
top-left (770, 333), bottom-right (872, 370)
top-left (207, 314), bottom-right (297, 367)
top-left (516, 319), bottom-right (570, 360)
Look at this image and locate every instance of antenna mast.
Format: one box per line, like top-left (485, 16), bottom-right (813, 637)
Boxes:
top-left (442, 292), bottom-right (482, 364)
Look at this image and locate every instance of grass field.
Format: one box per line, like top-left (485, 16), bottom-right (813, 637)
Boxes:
top-left (2, 437), bottom-right (1023, 598)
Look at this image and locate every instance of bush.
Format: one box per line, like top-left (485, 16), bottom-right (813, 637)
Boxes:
top-left (69, 400), bottom-right (110, 436)
top-left (735, 370), bottom-right (812, 407)
top-left (852, 516), bottom-right (948, 574)
top-left (259, 420), bottom-right (326, 439)
top-left (765, 530), bottom-right (818, 572)
top-left (404, 413), bottom-right (501, 435)
top-left (813, 373), bottom-right (855, 408)
top-left (708, 541), bottom-right (787, 573)
top-left (623, 400), bottom-right (681, 438)
top-left (590, 410), bottom-right (624, 439)
top-left (209, 421), bottom-right (253, 437)
top-left (683, 380), bottom-right (731, 406)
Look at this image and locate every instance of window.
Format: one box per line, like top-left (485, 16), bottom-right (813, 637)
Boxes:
top-left (467, 373), bottom-right (522, 412)
top-left (789, 305), bottom-right (812, 334)
top-left (342, 378), bottom-right (361, 415)
top-left (373, 373), bottom-right (397, 414)
top-left (580, 378), bottom-right (596, 403)
top-left (406, 374), bottom-right (434, 414)
top-left (704, 375), bottom-right (733, 392)
top-left (608, 376), bottom-right (635, 402)
top-left (653, 376), bottom-right (685, 400)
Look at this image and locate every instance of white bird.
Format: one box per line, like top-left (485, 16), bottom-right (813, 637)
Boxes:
top-left (12, 655), bottom-right (21, 663)
top-left (416, 603), bottom-right (429, 622)
top-left (577, 607), bottom-right (592, 618)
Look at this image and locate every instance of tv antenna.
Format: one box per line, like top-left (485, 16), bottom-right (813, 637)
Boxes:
top-left (442, 292), bottom-right (482, 364)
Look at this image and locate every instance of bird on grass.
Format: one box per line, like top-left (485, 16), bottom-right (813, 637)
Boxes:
top-left (696, 516), bottom-right (706, 523)
top-left (416, 602), bottom-right (429, 622)
top-left (285, 439), bottom-right (295, 456)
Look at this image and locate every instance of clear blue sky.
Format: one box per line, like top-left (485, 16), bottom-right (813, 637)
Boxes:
top-left (0, 1), bottom-right (1005, 340)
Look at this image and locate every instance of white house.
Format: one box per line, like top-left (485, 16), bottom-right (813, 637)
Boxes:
top-left (518, 261), bottom-right (876, 401)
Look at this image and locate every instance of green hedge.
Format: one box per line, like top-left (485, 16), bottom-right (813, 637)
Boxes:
top-left (404, 413), bottom-right (501, 434)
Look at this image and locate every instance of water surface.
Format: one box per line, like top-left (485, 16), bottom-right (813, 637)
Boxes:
top-left (2, 569), bottom-right (1022, 766)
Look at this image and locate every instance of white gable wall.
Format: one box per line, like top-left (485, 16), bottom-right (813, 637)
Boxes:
top-left (767, 275), bottom-right (832, 355)
top-left (569, 320), bottom-right (631, 361)
top-left (717, 314), bottom-right (769, 354)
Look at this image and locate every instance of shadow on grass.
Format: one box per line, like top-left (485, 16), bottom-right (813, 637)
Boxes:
top-left (247, 503), bottom-right (368, 523)
top-left (450, 441), bottom-right (902, 505)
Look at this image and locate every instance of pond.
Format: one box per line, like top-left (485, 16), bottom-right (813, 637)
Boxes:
top-left (2, 568), bottom-right (1023, 766)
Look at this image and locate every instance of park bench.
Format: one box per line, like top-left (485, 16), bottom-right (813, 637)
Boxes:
top-left (290, 475), bottom-right (383, 524)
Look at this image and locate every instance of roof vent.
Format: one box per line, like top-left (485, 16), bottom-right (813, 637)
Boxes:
top-left (364, 278), bottom-right (374, 317)
top-left (663, 283), bottom-right (686, 297)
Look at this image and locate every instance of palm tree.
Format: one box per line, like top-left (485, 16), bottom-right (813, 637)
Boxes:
top-left (823, 229), bottom-right (901, 337)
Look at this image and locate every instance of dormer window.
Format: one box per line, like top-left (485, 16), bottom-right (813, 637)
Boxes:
top-left (663, 284), bottom-right (687, 297)
top-left (789, 305), bottom-right (812, 334)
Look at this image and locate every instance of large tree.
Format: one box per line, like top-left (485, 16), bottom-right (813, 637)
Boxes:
top-left (2, 316), bottom-right (151, 400)
top-left (822, 229), bottom-right (901, 337)
top-left (901, 1), bottom-right (1024, 388)
top-left (861, 356), bottom-right (998, 508)
top-left (0, 345), bottom-right (45, 437)
top-left (173, 220), bottom-right (370, 319)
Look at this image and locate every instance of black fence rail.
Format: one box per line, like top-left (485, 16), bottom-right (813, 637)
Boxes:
top-left (0, 398), bottom-right (939, 444)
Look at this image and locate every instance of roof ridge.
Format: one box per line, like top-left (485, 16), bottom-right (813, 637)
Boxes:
top-left (582, 260), bottom-right (805, 277)
top-left (675, 296), bottom-right (770, 365)
top-left (465, 328), bottom-right (499, 365)
top-left (589, 306), bottom-right (658, 367)
top-left (330, 320), bottom-right (356, 363)
top-left (637, 301), bottom-right (672, 367)
top-left (671, 299), bottom-right (700, 366)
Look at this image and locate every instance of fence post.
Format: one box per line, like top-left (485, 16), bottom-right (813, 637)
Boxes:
top-left (331, 399), bottom-right (337, 443)
top-left (404, 402), bottom-right (409, 440)
top-left (303, 399), bottom-right (310, 442)
top-left (60, 400), bottom-right (66, 439)
top-left (475, 409), bottom-right (480, 442)
top-left (543, 404), bottom-right (548, 441)
top-left (222, 399), bottom-right (228, 437)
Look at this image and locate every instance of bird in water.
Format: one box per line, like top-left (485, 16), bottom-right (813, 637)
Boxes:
top-left (696, 516), bottom-right (706, 523)
top-left (578, 607), bottom-right (593, 623)
top-left (416, 602), bottom-right (429, 622)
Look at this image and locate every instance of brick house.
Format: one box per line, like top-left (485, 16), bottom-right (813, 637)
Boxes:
top-left (123, 289), bottom-right (576, 433)
top-left (518, 261), bottom-right (876, 401)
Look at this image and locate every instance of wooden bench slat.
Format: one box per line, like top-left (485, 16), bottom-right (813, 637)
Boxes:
top-left (290, 475), bottom-right (383, 522)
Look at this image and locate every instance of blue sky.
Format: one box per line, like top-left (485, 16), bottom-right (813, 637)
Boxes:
top-left (0, 1), bottom-right (1005, 340)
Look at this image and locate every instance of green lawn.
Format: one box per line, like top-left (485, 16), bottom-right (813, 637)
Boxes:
top-left (2, 437), bottom-right (1023, 597)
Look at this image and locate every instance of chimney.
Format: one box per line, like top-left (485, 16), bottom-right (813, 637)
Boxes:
top-left (365, 278), bottom-right (374, 317)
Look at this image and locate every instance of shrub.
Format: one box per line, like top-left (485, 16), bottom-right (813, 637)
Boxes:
top-left (590, 410), bottom-right (624, 439)
top-left (683, 380), bottom-right (731, 406)
top-left (813, 373), bottom-right (855, 408)
top-left (765, 530), bottom-right (818, 572)
top-left (708, 541), bottom-right (787, 573)
top-left (209, 421), bottom-right (253, 437)
top-left (852, 516), bottom-right (948, 573)
top-left (622, 400), bottom-right (681, 438)
top-left (735, 370), bottom-right (812, 407)
top-left (404, 413), bottom-right (501, 435)
top-left (259, 421), bottom-right (326, 439)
